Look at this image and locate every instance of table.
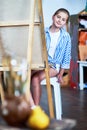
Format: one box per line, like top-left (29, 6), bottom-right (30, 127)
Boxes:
top-left (0, 116), bottom-right (76, 130)
top-left (77, 61), bottom-right (87, 90)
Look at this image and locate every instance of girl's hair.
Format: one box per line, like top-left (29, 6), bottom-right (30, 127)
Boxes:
top-left (53, 8), bottom-right (70, 23)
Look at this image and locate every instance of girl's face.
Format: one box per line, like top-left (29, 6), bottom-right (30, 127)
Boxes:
top-left (52, 11), bottom-right (68, 29)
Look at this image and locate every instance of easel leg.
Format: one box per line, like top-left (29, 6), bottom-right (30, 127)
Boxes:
top-left (37, 0), bottom-right (55, 118)
top-left (45, 68), bottom-right (54, 118)
top-left (0, 72), bottom-right (5, 104)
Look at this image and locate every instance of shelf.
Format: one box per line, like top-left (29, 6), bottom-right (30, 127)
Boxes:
top-left (79, 10), bottom-right (87, 16)
top-left (79, 28), bottom-right (87, 31)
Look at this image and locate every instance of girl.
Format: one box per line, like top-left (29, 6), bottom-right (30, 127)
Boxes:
top-left (31, 8), bottom-right (71, 105)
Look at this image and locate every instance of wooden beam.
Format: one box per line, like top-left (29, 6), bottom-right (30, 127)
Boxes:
top-left (38, 0), bottom-right (54, 119)
top-left (0, 21), bottom-right (40, 27)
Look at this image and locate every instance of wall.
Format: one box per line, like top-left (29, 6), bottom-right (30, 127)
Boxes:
top-left (42, 0), bottom-right (86, 27)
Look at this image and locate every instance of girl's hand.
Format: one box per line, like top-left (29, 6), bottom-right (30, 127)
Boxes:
top-left (57, 68), bottom-right (65, 83)
top-left (57, 74), bottom-right (64, 84)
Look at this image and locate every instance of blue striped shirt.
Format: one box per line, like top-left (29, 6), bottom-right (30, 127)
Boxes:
top-left (45, 27), bottom-right (71, 69)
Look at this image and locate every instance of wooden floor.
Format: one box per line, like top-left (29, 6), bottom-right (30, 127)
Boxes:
top-left (40, 86), bottom-right (87, 130)
top-left (0, 85), bottom-right (87, 130)
top-left (61, 87), bottom-right (87, 130)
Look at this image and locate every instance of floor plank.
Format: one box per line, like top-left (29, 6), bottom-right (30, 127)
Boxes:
top-left (61, 87), bottom-right (87, 130)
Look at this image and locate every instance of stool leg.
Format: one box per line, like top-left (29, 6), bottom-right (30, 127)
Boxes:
top-left (41, 78), bottom-right (62, 120)
top-left (52, 82), bottom-right (62, 120)
top-left (79, 63), bottom-right (84, 90)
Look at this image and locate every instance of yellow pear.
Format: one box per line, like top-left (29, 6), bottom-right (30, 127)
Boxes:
top-left (27, 106), bottom-right (50, 129)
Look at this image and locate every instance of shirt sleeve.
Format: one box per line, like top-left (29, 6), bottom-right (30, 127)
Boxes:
top-left (61, 34), bottom-right (71, 69)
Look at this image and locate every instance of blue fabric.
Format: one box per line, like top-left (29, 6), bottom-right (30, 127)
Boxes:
top-left (45, 27), bottom-right (71, 69)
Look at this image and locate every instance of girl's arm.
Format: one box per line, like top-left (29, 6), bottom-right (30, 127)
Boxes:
top-left (57, 68), bottom-right (65, 83)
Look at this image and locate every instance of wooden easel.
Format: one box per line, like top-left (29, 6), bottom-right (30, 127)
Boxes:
top-left (0, 0), bottom-right (54, 118)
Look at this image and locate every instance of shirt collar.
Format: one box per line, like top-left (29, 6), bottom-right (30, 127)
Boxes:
top-left (45, 26), bottom-right (66, 35)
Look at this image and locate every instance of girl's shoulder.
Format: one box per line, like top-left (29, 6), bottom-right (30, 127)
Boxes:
top-left (61, 28), bottom-right (70, 38)
top-left (45, 27), bottom-right (50, 33)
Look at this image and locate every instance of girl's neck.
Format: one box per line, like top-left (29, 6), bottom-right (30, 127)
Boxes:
top-left (49, 25), bottom-right (60, 33)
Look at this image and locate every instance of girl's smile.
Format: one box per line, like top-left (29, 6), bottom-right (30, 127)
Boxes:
top-left (52, 12), bottom-right (68, 29)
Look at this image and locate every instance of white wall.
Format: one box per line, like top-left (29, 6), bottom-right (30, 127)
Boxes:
top-left (42, 0), bottom-right (86, 27)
